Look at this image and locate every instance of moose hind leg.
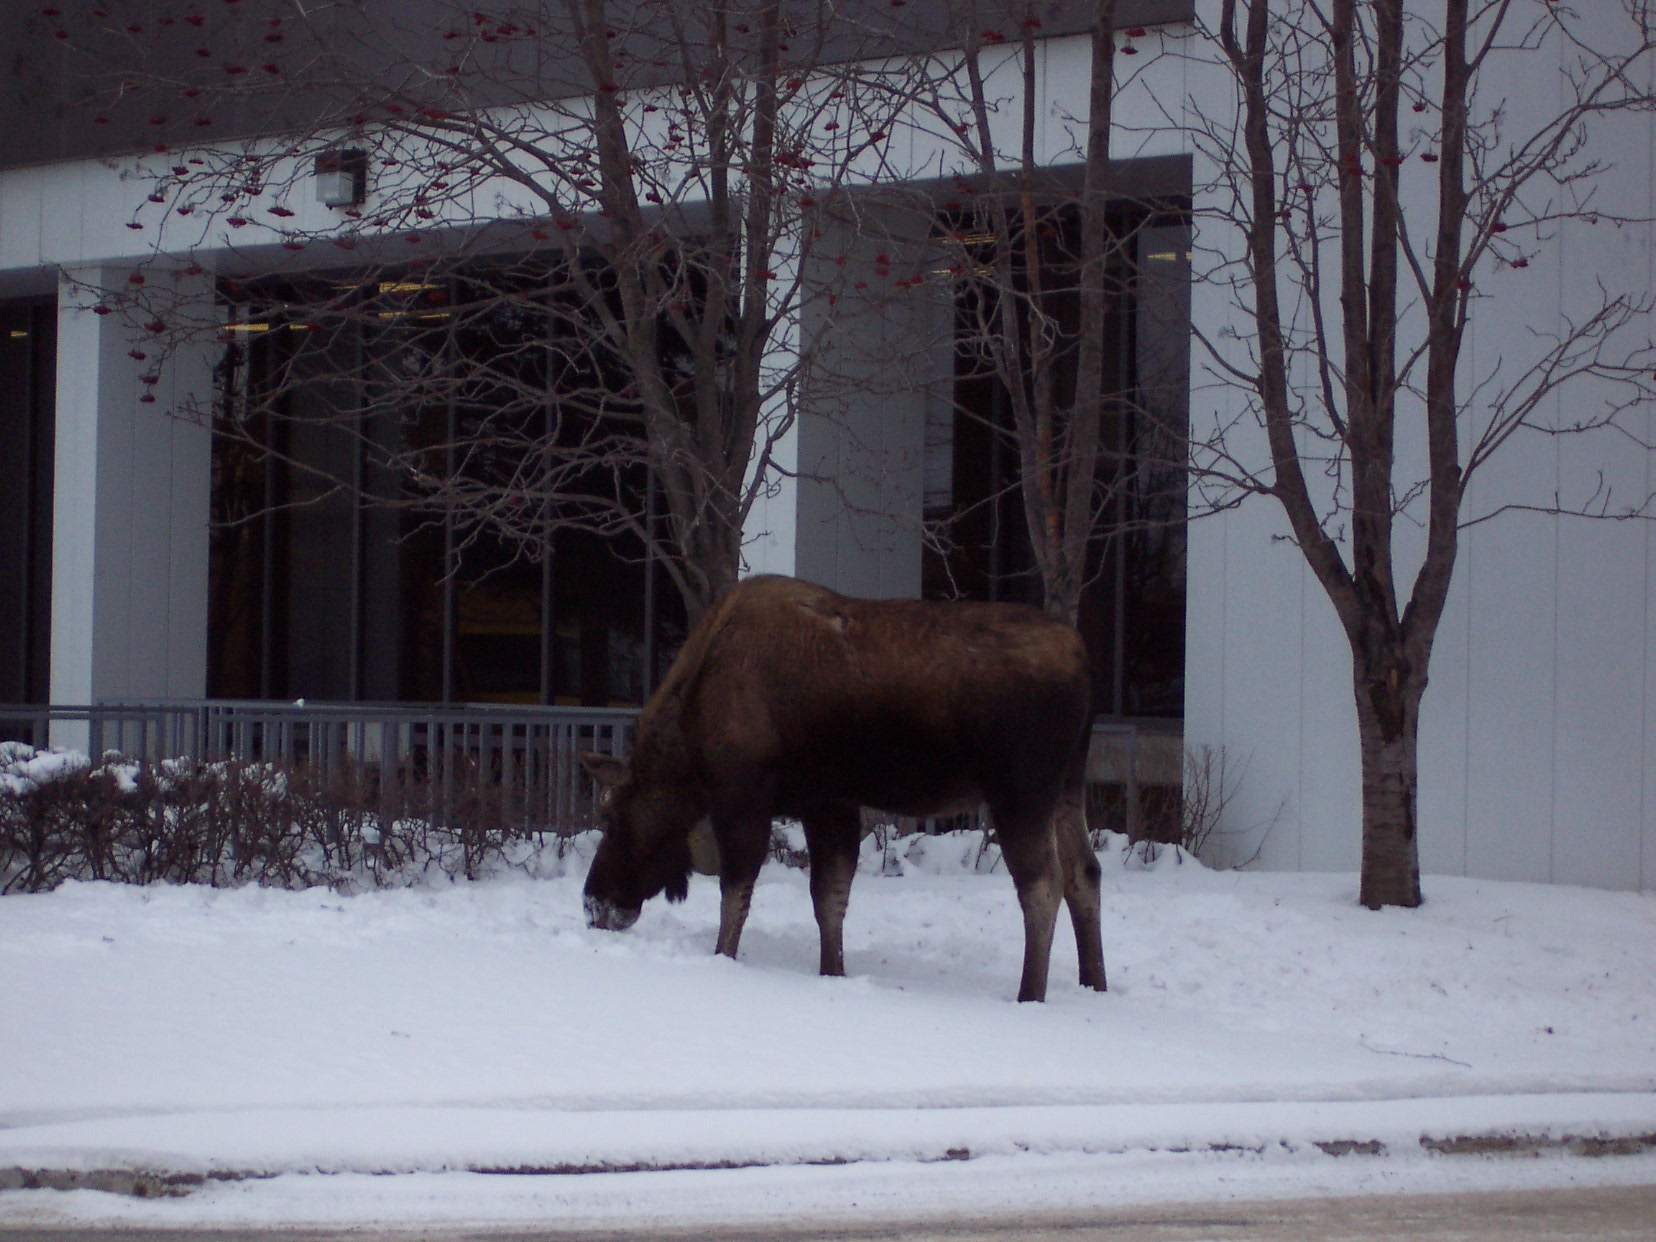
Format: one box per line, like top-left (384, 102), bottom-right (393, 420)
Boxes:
top-left (993, 800), bottom-right (1064, 1003)
top-left (1055, 779), bottom-right (1107, 992)
top-left (802, 803), bottom-right (861, 977)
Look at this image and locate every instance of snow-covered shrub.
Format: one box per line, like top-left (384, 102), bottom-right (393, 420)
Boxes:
top-left (0, 743), bottom-right (117, 892)
top-left (768, 819), bottom-right (809, 868)
top-left (1085, 745), bottom-right (1280, 869)
top-left (0, 744), bottom-right (590, 894)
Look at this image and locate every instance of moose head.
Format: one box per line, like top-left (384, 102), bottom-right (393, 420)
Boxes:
top-left (579, 751), bottom-right (698, 933)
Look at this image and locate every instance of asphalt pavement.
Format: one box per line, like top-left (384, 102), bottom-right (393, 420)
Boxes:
top-left (3, 1184), bottom-right (1655, 1241)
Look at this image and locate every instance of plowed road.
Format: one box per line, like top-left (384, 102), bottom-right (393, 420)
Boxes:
top-left (4, 1184), bottom-right (1656, 1241)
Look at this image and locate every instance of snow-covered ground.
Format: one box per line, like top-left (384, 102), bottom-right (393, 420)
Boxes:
top-left (2, 832), bottom-right (1654, 1231)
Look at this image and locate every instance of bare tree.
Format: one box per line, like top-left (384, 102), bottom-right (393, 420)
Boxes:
top-left (52, 0), bottom-right (925, 625)
top-left (957, 0), bottom-right (1122, 626)
top-left (1186, 0), bottom-right (1656, 907)
top-left (887, 0), bottom-right (1153, 627)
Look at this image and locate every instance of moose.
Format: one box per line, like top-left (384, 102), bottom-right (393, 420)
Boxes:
top-left (580, 575), bottom-right (1106, 1002)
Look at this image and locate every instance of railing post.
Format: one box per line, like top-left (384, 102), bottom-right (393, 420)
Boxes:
top-left (1126, 724), bottom-right (1141, 843)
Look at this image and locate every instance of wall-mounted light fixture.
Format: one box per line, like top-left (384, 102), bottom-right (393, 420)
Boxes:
top-left (315, 149), bottom-right (367, 208)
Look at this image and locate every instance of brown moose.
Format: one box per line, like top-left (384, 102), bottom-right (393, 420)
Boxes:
top-left (579, 575), bottom-right (1106, 1002)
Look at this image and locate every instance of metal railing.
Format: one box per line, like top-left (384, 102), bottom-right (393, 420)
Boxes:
top-left (0, 700), bottom-right (635, 834)
top-left (0, 701), bottom-right (1181, 838)
top-left (1088, 719), bottom-right (1185, 841)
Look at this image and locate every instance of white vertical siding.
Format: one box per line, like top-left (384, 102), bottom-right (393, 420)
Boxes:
top-left (1183, 4), bottom-right (1656, 890)
top-left (47, 267), bottom-right (213, 719)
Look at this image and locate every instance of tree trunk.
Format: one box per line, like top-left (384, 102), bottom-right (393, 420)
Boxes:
top-left (693, 530), bottom-right (741, 624)
top-left (1353, 663), bottom-right (1424, 909)
top-left (1043, 578), bottom-right (1083, 630)
top-left (671, 490), bottom-right (744, 629)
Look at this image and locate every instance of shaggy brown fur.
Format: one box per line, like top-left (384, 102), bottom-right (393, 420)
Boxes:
top-left (581, 575), bottom-right (1105, 1001)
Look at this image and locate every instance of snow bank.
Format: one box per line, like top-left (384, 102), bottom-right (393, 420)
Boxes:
top-left (1, 834), bottom-right (1652, 1226)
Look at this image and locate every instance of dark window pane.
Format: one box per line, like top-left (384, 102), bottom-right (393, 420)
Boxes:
top-left (207, 262), bottom-right (675, 707)
top-left (923, 208), bottom-right (1188, 722)
top-left (0, 302), bottom-right (54, 706)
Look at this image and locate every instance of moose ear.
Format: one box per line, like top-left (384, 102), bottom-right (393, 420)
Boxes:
top-left (579, 752), bottom-right (631, 791)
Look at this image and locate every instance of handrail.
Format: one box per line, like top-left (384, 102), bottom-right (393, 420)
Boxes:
top-left (1, 703), bottom-right (1180, 840)
top-left (0, 700), bottom-right (637, 835)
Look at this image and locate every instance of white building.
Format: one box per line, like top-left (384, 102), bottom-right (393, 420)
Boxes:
top-left (1, 1), bottom-right (1651, 890)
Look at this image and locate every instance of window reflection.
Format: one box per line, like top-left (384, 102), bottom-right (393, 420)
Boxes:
top-left (921, 210), bottom-right (1188, 721)
top-left (207, 263), bottom-right (684, 707)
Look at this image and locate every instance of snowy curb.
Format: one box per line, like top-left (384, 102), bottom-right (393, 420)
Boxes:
top-left (2, 1093), bottom-right (1654, 1196)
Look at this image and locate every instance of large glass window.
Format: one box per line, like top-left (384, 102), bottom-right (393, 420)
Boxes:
top-left (922, 210), bottom-right (1188, 721)
top-left (207, 265), bottom-right (683, 706)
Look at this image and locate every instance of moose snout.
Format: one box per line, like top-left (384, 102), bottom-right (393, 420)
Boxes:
top-left (584, 895), bottom-right (641, 932)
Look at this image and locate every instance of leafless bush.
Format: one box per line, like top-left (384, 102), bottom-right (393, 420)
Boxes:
top-left (851, 806), bottom-right (994, 877)
top-left (1086, 781), bottom-right (1179, 850)
top-left (1084, 745), bottom-right (1280, 869)
top-left (1178, 744), bottom-right (1286, 869)
top-left (767, 820), bottom-right (809, 870)
top-left (0, 745), bottom-right (586, 894)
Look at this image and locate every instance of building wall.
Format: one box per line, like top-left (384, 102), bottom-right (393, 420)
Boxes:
top-left (48, 267), bottom-right (213, 715)
top-left (793, 206), bottom-right (950, 600)
top-left (2, 10), bottom-right (1651, 889)
top-left (1177, 3), bottom-right (1656, 891)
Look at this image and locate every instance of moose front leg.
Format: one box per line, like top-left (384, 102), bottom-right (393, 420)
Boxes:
top-left (802, 802), bottom-right (861, 977)
top-left (711, 810), bottom-right (769, 960)
top-left (716, 872), bottom-right (757, 959)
